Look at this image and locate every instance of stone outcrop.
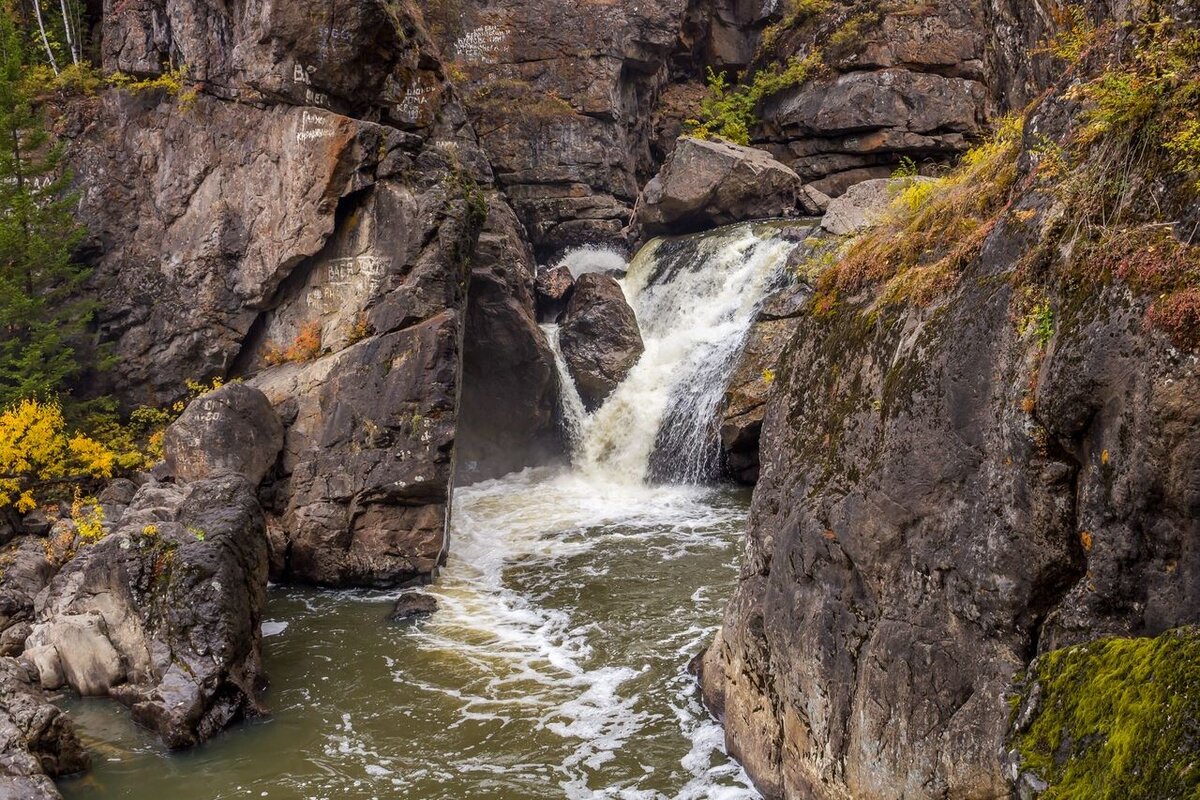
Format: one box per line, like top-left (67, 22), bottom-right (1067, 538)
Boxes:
top-left (637, 137), bottom-right (808, 238)
top-left (25, 476), bottom-right (270, 749)
top-left (0, 658), bottom-right (89, 799)
top-left (558, 274), bottom-right (644, 411)
top-left (70, 0), bottom-right (566, 589)
top-left (752, 0), bottom-right (1061, 195)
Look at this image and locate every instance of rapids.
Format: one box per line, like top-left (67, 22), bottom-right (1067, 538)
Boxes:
top-left (57, 221), bottom-right (800, 800)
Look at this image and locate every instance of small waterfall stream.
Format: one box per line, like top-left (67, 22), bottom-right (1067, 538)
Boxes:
top-left (60, 222), bottom-right (799, 800)
top-left (574, 226), bottom-right (796, 483)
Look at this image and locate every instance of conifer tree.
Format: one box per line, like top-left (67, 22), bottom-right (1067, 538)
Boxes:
top-left (0, 0), bottom-right (90, 406)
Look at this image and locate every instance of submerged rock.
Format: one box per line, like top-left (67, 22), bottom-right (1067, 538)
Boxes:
top-left (388, 591), bottom-right (438, 622)
top-left (637, 137), bottom-right (806, 238)
top-left (0, 657), bottom-right (89, 798)
top-left (25, 477), bottom-right (269, 749)
top-left (559, 274), bottom-right (644, 411)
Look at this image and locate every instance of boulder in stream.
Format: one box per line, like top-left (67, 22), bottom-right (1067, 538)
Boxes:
top-left (636, 137), bottom-right (807, 238)
top-left (559, 274), bottom-right (644, 411)
top-left (388, 591), bottom-right (438, 622)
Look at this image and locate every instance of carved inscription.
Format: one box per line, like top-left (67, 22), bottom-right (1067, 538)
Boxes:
top-left (454, 25), bottom-right (506, 64)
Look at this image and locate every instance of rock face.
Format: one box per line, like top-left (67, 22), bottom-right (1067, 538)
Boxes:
top-left (637, 137), bottom-right (805, 237)
top-left (558, 274), bottom-right (644, 411)
top-left (162, 383), bottom-right (284, 486)
top-left (456, 196), bottom-right (565, 483)
top-left (0, 658), bottom-right (89, 799)
top-left (702, 106), bottom-right (1200, 800)
top-left (427, 0), bottom-right (697, 257)
top-left (70, 0), bottom-right (564, 589)
top-left (25, 476), bottom-right (269, 749)
top-left (753, 0), bottom-right (1059, 195)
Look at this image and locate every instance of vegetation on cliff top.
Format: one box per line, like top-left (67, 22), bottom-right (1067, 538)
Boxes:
top-left (1011, 627), bottom-right (1200, 799)
top-left (809, 9), bottom-right (1200, 349)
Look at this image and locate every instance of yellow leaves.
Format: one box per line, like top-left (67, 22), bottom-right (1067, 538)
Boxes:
top-left (0, 398), bottom-right (117, 512)
top-left (68, 433), bottom-right (114, 479)
top-left (71, 494), bottom-right (106, 545)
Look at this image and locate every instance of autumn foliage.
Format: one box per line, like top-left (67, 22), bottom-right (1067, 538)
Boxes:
top-left (0, 397), bottom-right (115, 512)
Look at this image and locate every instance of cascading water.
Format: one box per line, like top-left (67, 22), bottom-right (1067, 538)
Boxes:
top-left (573, 223), bottom-right (799, 483)
top-left (59, 222), bottom-right (803, 800)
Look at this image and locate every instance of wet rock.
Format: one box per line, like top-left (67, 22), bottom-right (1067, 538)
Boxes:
top-left (162, 383), bottom-right (284, 487)
top-left (720, 281), bottom-right (814, 484)
top-left (559, 274), bottom-right (644, 411)
top-left (388, 591), bottom-right (438, 622)
top-left (25, 477), bottom-right (269, 749)
top-left (0, 657), bottom-right (89, 798)
top-left (636, 137), bottom-right (804, 238)
top-left (456, 196), bottom-right (565, 484)
top-left (534, 265), bottom-right (576, 323)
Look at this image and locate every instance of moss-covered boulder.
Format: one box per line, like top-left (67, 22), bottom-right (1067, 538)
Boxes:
top-left (1006, 627), bottom-right (1200, 799)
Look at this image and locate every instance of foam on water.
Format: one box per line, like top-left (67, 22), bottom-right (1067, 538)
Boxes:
top-left (555, 245), bottom-right (629, 279)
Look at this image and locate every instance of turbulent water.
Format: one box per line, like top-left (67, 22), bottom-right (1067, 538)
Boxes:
top-left (57, 222), bottom-right (796, 800)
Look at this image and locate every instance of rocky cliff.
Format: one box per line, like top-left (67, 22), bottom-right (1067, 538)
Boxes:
top-left (66, 0), bottom-right (563, 588)
top-left (700, 2), bottom-right (1200, 797)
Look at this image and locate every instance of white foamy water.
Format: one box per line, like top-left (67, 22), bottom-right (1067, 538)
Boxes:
top-left (555, 245), bottom-right (629, 279)
top-left (575, 225), bottom-right (796, 483)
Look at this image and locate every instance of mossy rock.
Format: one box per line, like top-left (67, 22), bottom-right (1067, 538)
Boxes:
top-left (1008, 627), bottom-right (1200, 799)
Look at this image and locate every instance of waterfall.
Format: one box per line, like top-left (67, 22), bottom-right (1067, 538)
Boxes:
top-left (549, 222), bottom-right (801, 485)
top-left (542, 323), bottom-right (589, 447)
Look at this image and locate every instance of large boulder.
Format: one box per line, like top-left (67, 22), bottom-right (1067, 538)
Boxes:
top-left (558, 274), bottom-right (644, 411)
top-left (636, 137), bottom-right (806, 238)
top-left (0, 657), bottom-right (89, 799)
top-left (24, 477), bottom-right (269, 749)
top-left (162, 383), bottom-right (284, 487)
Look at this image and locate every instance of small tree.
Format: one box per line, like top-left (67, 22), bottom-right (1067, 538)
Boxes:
top-left (0, 0), bottom-right (91, 407)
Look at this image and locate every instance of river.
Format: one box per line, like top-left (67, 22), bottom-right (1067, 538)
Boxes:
top-left (58, 222), bottom-right (801, 800)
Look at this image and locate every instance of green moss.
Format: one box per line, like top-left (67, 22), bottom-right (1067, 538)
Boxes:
top-left (1013, 627), bottom-right (1200, 799)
